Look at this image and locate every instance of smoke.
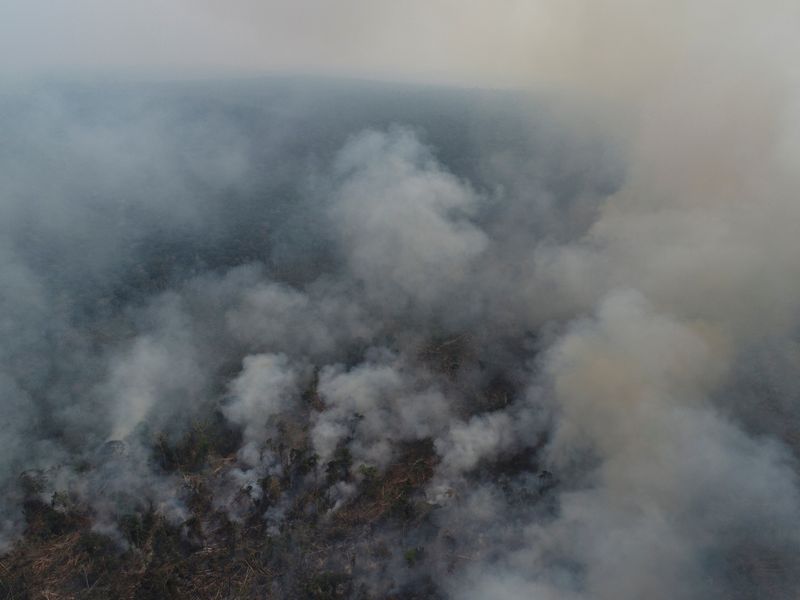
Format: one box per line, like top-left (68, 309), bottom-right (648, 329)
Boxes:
top-left (2, 1), bottom-right (800, 598)
top-left (312, 349), bottom-right (453, 469)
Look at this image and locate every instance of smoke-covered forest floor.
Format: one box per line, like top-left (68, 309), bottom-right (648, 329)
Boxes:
top-left (2, 74), bottom-right (799, 599)
top-left (0, 343), bottom-right (554, 600)
top-left (1, 425), bottom-right (434, 599)
top-left (0, 78), bottom-right (572, 599)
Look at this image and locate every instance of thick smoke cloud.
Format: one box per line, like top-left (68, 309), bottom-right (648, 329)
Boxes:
top-left (330, 128), bottom-right (488, 319)
top-left (2, 1), bottom-right (800, 598)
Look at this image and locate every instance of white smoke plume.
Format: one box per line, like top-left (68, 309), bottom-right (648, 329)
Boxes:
top-left (1, 2), bottom-right (800, 598)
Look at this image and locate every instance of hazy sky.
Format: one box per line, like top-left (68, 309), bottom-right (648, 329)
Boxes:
top-left (4, 0), bottom-right (797, 96)
top-left (0, 0), bottom-right (558, 85)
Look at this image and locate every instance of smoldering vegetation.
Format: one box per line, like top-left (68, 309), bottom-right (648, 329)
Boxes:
top-left (0, 75), bottom-right (799, 600)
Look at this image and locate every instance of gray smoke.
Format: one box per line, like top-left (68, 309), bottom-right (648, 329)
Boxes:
top-left (2, 3), bottom-right (800, 595)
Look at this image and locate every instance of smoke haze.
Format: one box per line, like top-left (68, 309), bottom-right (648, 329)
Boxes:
top-left (2, 1), bottom-right (800, 598)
